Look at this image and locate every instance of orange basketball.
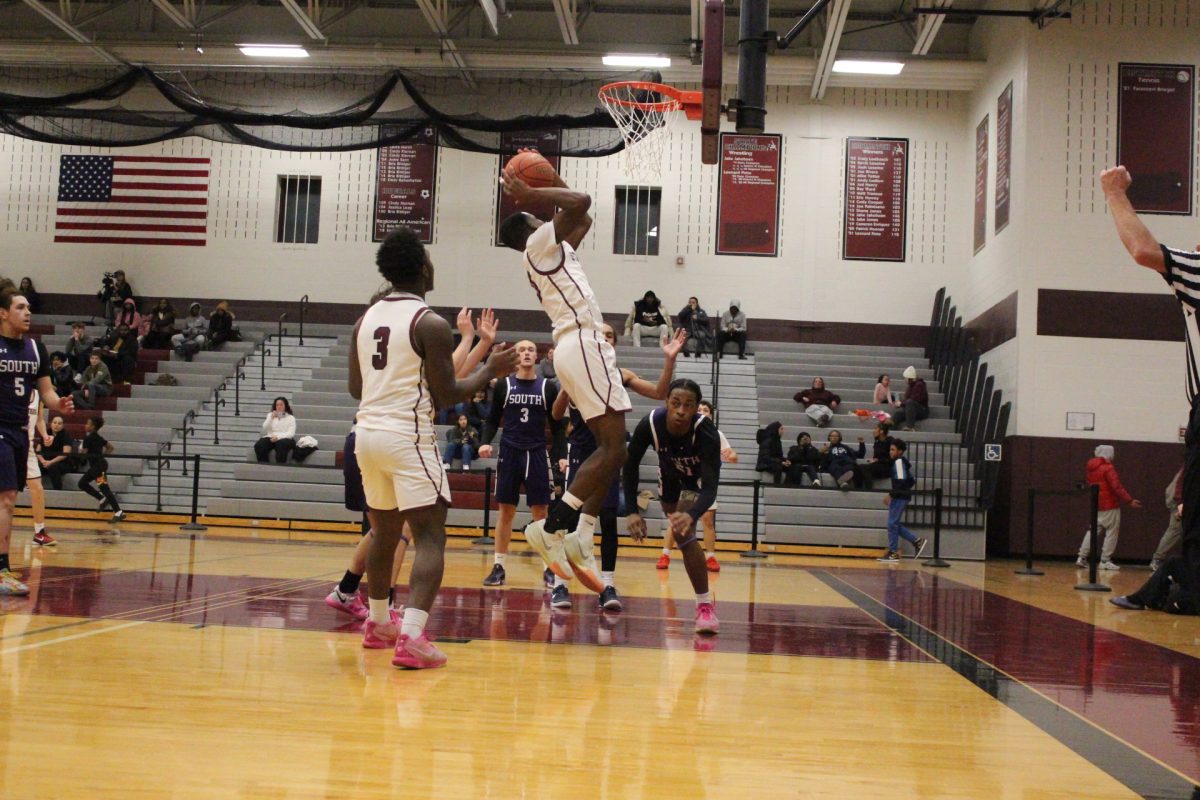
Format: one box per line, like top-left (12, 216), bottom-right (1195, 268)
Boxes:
top-left (504, 151), bottom-right (557, 188)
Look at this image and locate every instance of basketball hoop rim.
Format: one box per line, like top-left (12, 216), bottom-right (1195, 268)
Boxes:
top-left (598, 81), bottom-right (703, 113)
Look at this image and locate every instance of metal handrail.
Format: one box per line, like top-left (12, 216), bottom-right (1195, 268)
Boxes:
top-left (276, 313), bottom-right (288, 367)
top-left (260, 347), bottom-right (271, 391)
top-left (211, 384), bottom-right (228, 445)
top-left (177, 409), bottom-right (196, 475)
top-left (298, 294), bottom-right (309, 346)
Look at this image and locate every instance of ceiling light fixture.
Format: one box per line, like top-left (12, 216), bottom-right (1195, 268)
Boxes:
top-left (602, 54), bottom-right (671, 68)
top-left (832, 59), bottom-right (905, 75)
top-left (238, 44), bottom-right (310, 58)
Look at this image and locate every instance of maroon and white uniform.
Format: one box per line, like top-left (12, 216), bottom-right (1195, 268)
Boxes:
top-left (523, 222), bottom-right (631, 421)
top-left (353, 292), bottom-right (451, 512)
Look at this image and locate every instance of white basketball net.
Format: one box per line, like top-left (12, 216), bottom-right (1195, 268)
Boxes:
top-left (599, 83), bottom-right (684, 181)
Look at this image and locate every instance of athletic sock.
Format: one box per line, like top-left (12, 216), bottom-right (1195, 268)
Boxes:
top-left (546, 493), bottom-right (583, 534)
top-left (368, 597), bottom-right (391, 625)
top-left (576, 513), bottom-right (597, 538)
top-left (601, 570), bottom-right (615, 588)
top-left (401, 607), bottom-right (429, 639)
top-left (705, 550), bottom-right (716, 560)
top-left (387, 587), bottom-right (395, 606)
top-left (34, 523), bottom-right (45, 534)
top-left (0, 553), bottom-right (9, 572)
top-left (562, 491), bottom-right (584, 511)
top-left (695, 592), bottom-right (712, 606)
top-left (337, 570), bottom-right (363, 595)
top-left (554, 575), bottom-right (568, 589)
top-left (661, 547), bottom-right (671, 556)
top-left (494, 552), bottom-right (507, 567)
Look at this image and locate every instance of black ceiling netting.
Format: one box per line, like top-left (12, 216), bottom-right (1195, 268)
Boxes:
top-left (0, 66), bottom-right (627, 155)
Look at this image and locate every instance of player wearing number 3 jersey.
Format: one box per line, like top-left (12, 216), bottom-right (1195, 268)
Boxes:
top-left (477, 340), bottom-right (558, 586)
top-left (0, 289), bottom-right (74, 597)
top-left (350, 227), bottom-right (517, 668)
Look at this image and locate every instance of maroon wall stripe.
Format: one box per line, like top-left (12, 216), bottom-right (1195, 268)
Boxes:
top-left (1037, 289), bottom-right (1183, 342)
top-left (964, 291), bottom-right (1017, 354)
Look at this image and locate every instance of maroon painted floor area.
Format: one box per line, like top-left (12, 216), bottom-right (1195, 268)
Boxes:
top-left (830, 567), bottom-right (1200, 785)
top-left (9, 566), bottom-right (931, 662)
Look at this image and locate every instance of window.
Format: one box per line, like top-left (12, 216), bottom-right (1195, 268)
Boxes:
top-left (613, 185), bottom-right (661, 256)
top-left (276, 175), bottom-right (321, 244)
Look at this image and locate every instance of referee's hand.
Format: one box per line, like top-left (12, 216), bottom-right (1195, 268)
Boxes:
top-left (1099, 166), bottom-right (1132, 196)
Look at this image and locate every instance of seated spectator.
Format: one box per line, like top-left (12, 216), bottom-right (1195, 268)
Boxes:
top-left (821, 429), bottom-right (866, 490)
top-left (172, 303), bottom-right (207, 361)
top-left (629, 290), bottom-right (671, 347)
top-left (794, 377), bottom-right (841, 427)
top-left (465, 388), bottom-right (491, 431)
top-left (873, 374), bottom-right (895, 405)
top-left (99, 270), bottom-right (134, 324)
top-left (442, 413), bottom-right (478, 472)
top-left (536, 346), bottom-right (557, 382)
top-left (72, 350), bottom-right (112, 409)
top-left (755, 420), bottom-right (785, 486)
top-left (784, 432), bottom-right (823, 487)
top-left (49, 351), bottom-right (74, 398)
top-left (99, 323), bottom-right (138, 384)
top-left (254, 397), bottom-right (296, 464)
top-left (208, 301), bottom-right (239, 349)
top-left (892, 366), bottom-right (930, 431)
top-left (37, 414), bottom-right (75, 490)
top-left (142, 299), bottom-right (177, 350)
top-left (18, 277), bottom-right (41, 313)
top-left (1111, 554), bottom-right (1197, 613)
top-left (863, 421), bottom-right (896, 481)
top-left (114, 297), bottom-right (142, 333)
top-left (678, 296), bottom-right (712, 358)
top-left (65, 321), bottom-right (94, 373)
top-left (716, 299), bottom-right (747, 359)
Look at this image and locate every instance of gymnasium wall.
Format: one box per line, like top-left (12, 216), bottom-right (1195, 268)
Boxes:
top-left (974, 3), bottom-right (1200, 557)
top-left (0, 81), bottom-right (969, 331)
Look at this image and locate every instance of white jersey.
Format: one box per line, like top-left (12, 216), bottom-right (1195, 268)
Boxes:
top-left (523, 222), bottom-right (605, 340)
top-left (27, 388), bottom-right (40, 443)
top-left (354, 292), bottom-right (436, 440)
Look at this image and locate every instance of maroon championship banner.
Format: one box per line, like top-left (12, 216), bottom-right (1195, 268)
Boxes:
top-left (494, 130), bottom-right (561, 246)
top-left (843, 137), bottom-right (908, 262)
top-left (995, 82), bottom-right (1013, 233)
top-left (1117, 63), bottom-right (1195, 215)
top-left (715, 133), bottom-right (782, 256)
top-left (974, 115), bottom-right (988, 254)
top-left (373, 125), bottom-right (438, 243)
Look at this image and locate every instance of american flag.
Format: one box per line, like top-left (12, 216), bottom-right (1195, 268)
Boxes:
top-left (55, 155), bottom-right (209, 247)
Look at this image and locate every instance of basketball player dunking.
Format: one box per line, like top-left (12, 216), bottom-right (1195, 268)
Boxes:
top-left (0, 289), bottom-right (74, 596)
top-left (350, 228), bottom-right (516, 668)
top-left (498, 167), bottom-right (628, 595)
top-left (477, 340), bottom-right (558, 587)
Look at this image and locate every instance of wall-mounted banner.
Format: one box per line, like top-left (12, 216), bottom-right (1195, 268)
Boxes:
top-left (1117, 63), bottom-right (1194, 215)
top-left (995, 82), bottom-right (1013, 234)
top-left (373, 125), bottom-right (438, 243)
top-left (843, 137), bottom-right (908, 262)
top-left (974, 115), bottom-right (988, 254)
top-left (715, 133), bottom-right (782, 256)
top-left (494, 130), bottom-right (561, 247)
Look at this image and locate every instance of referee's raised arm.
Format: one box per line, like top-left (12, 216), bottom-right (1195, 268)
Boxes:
top-left (1099, 166), bottom-right (1166, 273)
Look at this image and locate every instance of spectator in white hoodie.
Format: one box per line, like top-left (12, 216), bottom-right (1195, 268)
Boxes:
top-left (254, 397), bottom-right (297, 464)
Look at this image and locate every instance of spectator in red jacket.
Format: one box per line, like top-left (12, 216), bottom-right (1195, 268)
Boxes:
top-left (793, 377), bottom-right (841, 427)
top-left (892, 365), bottom-right (929, 431)
top-left (1076, 444), bottom-right (1142, 570)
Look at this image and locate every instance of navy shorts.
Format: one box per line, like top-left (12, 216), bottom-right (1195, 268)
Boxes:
top-left (343, 431), bottom-right (368, 513)
top-left (567, 441), bottom-right (619, 511)
top-left (495, 443), bottom-right (552, 507)
top-left (0, 426), bottom-right (30, 493)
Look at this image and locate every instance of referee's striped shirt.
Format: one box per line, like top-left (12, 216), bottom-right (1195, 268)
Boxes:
top-left (1162, 245), bottom-right (1200, 403)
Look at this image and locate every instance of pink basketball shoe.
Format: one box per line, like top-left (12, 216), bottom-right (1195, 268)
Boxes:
top-left (362, 617), bottom-right (399, 649)
top-left (325, 589), bottom-right (369, 620)
top-left (392, 633), bottom-right (448, 669)
top-left (694, 602), bottom-right (720, 635)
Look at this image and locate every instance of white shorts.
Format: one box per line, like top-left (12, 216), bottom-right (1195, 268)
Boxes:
top-left (26, 443), bottom-right (40, 481)
top-left (353, 428), bottom-right (451, 513)
top-left (554, 326), bottom-right (632, 422)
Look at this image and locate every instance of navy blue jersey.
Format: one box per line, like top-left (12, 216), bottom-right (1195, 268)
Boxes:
top-left (482, 375), bottom-right (558, 450)
top-left (566, 402), bottom-right (596, 450)
top-left (623, 407), bottom-right (722, 522)
top-left (0, 336), bottom-right (49, 429)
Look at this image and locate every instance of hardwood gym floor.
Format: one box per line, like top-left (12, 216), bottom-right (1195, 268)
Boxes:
top-left (1, 520), bottom-right (1197, 798)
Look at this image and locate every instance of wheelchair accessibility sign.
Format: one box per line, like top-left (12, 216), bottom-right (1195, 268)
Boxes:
top-left (984, 444), bottom-right (1002, 462)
